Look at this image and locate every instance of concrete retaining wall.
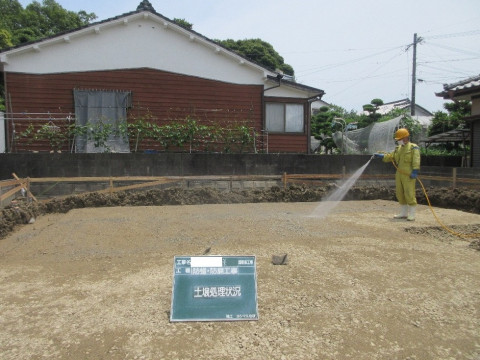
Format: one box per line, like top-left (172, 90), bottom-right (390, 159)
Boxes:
top-left (0, 153), bottom-right (465, 180)
top-left (1, 153), bottom-right (478, 200)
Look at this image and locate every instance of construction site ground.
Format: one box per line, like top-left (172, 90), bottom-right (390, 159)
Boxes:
top-left (0, 186), bottom-right (480, 359)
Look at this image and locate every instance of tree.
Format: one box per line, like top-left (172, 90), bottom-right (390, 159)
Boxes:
top-left (0, 0), bottom-right (23, 47)
top-left (0, 0), bottom-right (96, 49)
top-left (428, 100), bottom-right (471, 136)
top-left (173, 18), bottom-right (192, 30)
top-left (398, 115), bottom-right (422, 141)
top-left (217, 38), bottom-right (294, 76)
top-left (0, 0), bottom-right (96, 111)
top-left (360, 98), bottom-right (384, 127)
top-left (0, 0), bottom-right (23, 29)
top-left (311, 105), bottom-right (355, 154)
top-left (0, 28), bottom-right (13, 48)
top-left (425, 101), bottom-right (471, 155)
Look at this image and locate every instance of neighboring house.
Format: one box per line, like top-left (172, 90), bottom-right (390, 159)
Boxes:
top-left (310, 98), bottom-right (331, 115)
top-left (436, 74), bottom-right (480, 167)
top-left (0, 0), bottom-right (324, 154)
top-left (371, 98), bottom-right (432, 117)
top-left (364, 98), bottom-right (433, 142)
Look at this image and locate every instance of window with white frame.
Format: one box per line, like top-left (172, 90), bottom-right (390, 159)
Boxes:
top-left (265, 103), bottom-right (304, 133)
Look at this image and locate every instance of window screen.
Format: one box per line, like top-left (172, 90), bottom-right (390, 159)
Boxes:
top-left (266, 102), bottom-right (304, 133)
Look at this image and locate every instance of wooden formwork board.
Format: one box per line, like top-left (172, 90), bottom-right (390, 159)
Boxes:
top-left (1, 175), bottom-right (282, 203)
top-left (282, 173), bottom-right (480, 189)
top-left (2, 173), bottom-right (479, 207)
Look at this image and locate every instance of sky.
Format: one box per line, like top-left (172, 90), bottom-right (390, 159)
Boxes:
top-left (18, 0), bottom-right (480, 114)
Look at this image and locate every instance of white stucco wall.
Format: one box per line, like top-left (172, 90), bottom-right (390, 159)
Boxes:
top-left (1, 12), bottom-right (318, 99)
top-left (1, 13), bottom-right (269, 86)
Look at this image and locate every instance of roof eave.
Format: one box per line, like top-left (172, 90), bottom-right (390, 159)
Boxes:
top-left (265, 75), bottom-right (325, 98)
top-left (436, 87), bottom-right (480, 100)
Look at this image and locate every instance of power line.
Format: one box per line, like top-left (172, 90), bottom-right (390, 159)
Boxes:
top-left (319, 69), bottom-right (407, 84)
top-left (293, 29), bottom-right (479, 109)
top-left (296, 46), bottom-right (405, 77)
top-left (328, 50), bottom-right (408, 98)
top-left (424, 41), bottom-right (480, 57)
top-left (295, 31), bottom-right (478, 80)
top-left (418, 56), bottom-right (480, 65)
top-left (424, 29), bottom-right (480, 40)
top-left (420, 64), bottom-right (474, 76)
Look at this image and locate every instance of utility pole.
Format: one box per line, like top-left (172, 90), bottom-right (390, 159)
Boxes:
top-left (411, 33), bottom-right (417, 116)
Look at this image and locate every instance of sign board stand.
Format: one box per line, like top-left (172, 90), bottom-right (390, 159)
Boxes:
top-left (170, 255), bottom-right (259, 322)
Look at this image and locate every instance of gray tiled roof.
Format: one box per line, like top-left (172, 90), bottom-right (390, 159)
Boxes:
top-left (442, 74), bottom-right (480, 91)
top-left (436, 74), bottom-right (480, 99)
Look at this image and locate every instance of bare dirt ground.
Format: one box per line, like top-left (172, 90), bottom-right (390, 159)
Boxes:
top-left (1, 186), bottom-right (480, 359)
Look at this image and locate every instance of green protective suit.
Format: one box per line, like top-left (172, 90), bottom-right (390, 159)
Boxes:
top-left (382, 142), bottom-right (421, 206)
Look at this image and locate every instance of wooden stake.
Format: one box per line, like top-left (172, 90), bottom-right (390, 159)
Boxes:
top-left (12, 173), bottom-right (37, 202)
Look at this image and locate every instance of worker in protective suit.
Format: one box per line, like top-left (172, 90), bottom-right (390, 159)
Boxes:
top-left (374, 128), bottom-right (421, 221)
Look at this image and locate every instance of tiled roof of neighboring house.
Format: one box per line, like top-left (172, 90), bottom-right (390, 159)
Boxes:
top-left (382, 98), bottom-right (411, 106)
top-left (424, 128), bottom-right (471, 144)
top-left (436, 74), bottom-right (480, 99)
top-left (362, 98), bottom-right (433, 116)
top-left (374, 98), bottom-right (410, 115)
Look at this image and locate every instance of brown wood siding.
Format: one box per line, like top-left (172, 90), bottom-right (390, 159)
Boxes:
top-left (267, 134), bottom-right (308, 153)
top-left (5, 68), bottom-right (264, 152)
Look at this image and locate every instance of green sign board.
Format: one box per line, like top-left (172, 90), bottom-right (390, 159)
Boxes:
top-left (170, 255), bottom-right (259, 322)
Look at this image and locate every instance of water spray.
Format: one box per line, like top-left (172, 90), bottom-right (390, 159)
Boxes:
top-left (310, 157), bottom-right (373, 219)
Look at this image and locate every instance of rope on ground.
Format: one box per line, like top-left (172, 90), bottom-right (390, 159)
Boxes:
top-left (416, 177), bottom-right (479, 239)
top-left (390, 162), bottom-right (480, 240)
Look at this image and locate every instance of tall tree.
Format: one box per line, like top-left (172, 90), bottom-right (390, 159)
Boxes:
top-left (428, 100), bottom-right (471, 136)
top-left (0, 28), bottom-right (13, 48)
top-left (311, 105), bottom-right (354, 154)
top-left (0, 0), bottom-right (96, 111)
top-left (0, 0), bottom-right (23, 45)
top-left (217, 38), bottom-right (294, 76)
top-left (0, 0), bottom-right (96, 49)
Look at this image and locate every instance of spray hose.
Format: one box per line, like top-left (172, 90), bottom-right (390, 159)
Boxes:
top-left (389, 161), bottom-right (480, 240)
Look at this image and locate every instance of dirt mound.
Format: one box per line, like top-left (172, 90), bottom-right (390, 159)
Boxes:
top-left (1, 185), bottom-right (479, 240)
top-left (405, 224), bottom-right (480, 248)
top-left (419, 187), bottom-right (480, 214)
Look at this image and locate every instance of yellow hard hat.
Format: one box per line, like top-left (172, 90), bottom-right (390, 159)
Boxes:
top-left (394, 128), bottom-right (409, 140)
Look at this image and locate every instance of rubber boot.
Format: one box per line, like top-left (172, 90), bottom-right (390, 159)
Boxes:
top-left (407, 206), bottom-right (416, 221)
top-left (394, 205), bottom-right (408, 219)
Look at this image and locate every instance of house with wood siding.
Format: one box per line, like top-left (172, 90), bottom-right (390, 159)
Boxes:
top-left (436, 74), bottom-right (480, 167)
top-left (0, 1), bottom-right (324, 154)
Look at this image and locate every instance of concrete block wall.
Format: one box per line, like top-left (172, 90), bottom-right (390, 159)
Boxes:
top-left (1, 153), bottom-right (477, 200)
top-left (0, 152), bottom-right (466, 181)
top-left (0, 153), bottom-right (451, 179)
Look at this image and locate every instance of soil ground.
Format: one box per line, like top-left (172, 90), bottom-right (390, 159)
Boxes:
top-left (0, 186), bottom-right (480, 359)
